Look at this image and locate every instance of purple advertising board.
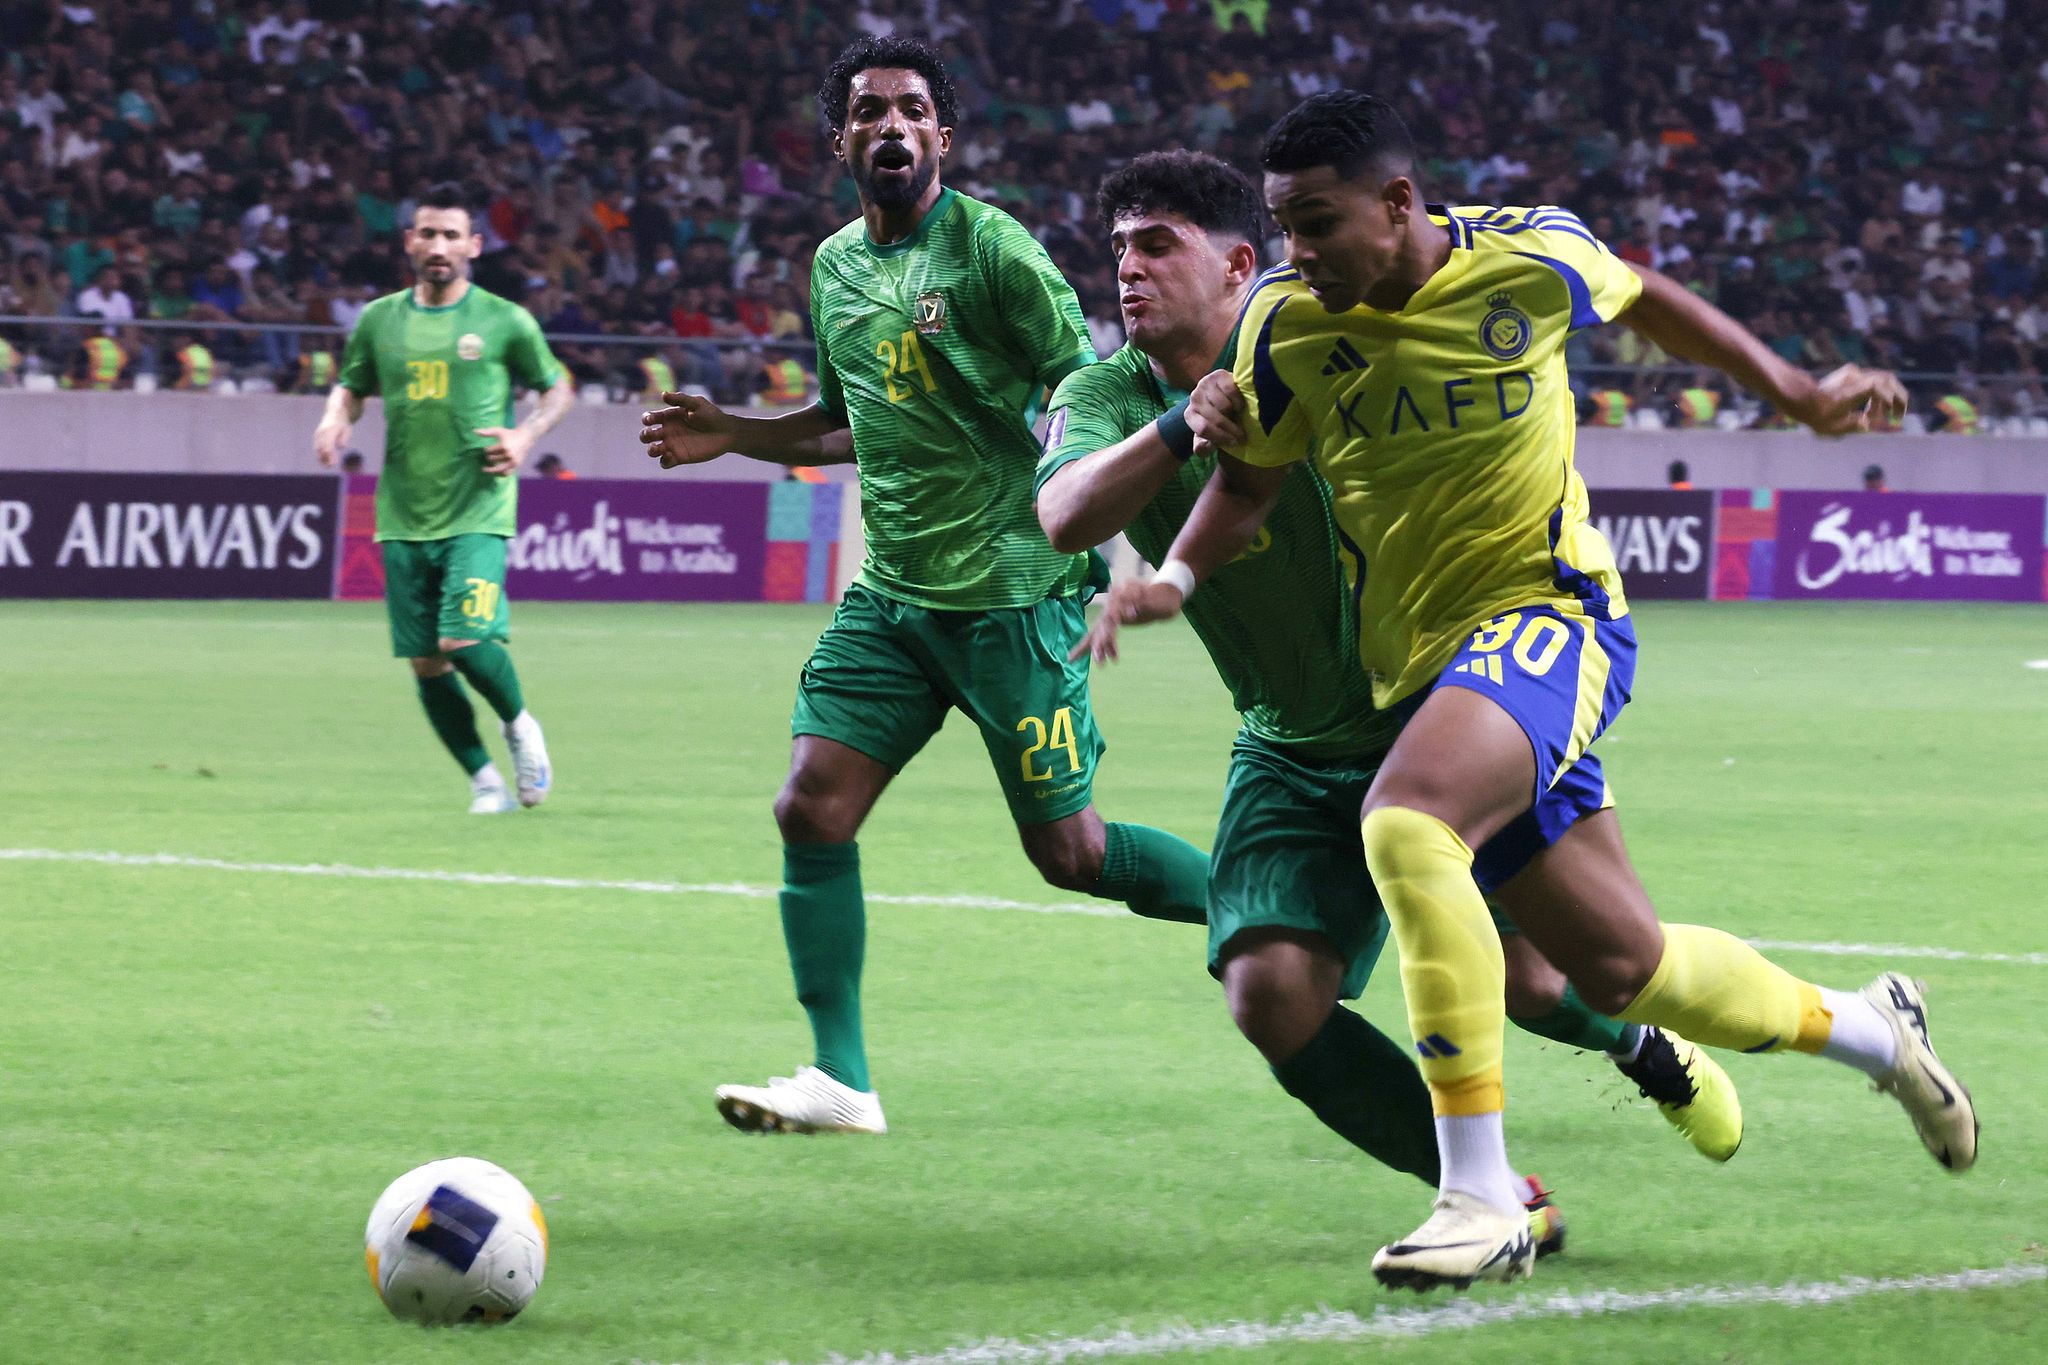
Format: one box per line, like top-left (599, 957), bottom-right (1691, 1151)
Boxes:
top-left (504, 478), bottom-right (771, 602)
top-left (1587, 488), bottom-right (1715, 600)
top-left (1770, 490), bottom-right (2045, 602)
top-left (0, 471), bottom-right (343, 598)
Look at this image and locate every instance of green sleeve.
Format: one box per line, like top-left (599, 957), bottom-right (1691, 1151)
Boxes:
top-left (337, 307), bottom-right (377, 395)
top-left (976, 214), bottom-right (1095, 391)
top-left (1033, 362), bottom-right (1138, 495)
top-left (504, 306), bottom-right (564, 391)
top-left (809, 269), bottom-right (843, 418)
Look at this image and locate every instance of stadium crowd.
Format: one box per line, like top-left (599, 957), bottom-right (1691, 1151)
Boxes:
top-left (0, 0), bottom-right (2040, 427)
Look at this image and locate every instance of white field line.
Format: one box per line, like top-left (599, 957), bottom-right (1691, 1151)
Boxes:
top-left (753, 1263), bottom-right (2048, 1365)
top-left (0, 847), bottom-right (1125, 917)
top-left (5, 848), bottom-right (2046, 965)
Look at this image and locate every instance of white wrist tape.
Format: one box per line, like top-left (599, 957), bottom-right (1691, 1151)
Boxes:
top-left (1154, 558), bottom-right (1197, 601)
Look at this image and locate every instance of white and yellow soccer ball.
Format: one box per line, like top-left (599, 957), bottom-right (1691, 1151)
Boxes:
top-left (364, 1157), bottom-right (548, 1325)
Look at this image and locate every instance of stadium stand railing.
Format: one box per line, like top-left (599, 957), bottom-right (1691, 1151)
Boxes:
top-left (0, 314), bottom-right (819, 407)
top-left (0, 315), bottom-right (2029, 435)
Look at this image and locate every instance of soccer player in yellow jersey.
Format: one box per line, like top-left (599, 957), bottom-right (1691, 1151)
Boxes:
top-left (1095, 93), bottom-right (1978, 1292)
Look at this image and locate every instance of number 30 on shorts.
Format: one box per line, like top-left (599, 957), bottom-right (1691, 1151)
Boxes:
top-left (1016, 707), bottom-right (1081, 782)
top-left (460, 576), bottom-right (501, 623)
top-left (1469, 611), bottom-right (1572, 675)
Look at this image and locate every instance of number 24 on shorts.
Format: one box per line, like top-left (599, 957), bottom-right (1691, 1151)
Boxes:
top-left (1016, 707), bottom-right (1081, 782)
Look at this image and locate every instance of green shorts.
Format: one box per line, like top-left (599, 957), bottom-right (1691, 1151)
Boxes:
top-left (1206, 732), bottom-right (1522, 1000)
top-left (790, 583), bottom-right (1104, 825)
top-left (382, 534), bottom-right (511, 659)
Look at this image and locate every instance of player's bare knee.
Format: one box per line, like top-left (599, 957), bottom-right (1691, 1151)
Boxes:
top-left (1503, 966), bottom-right (1565, 1019)
top-left (1024, 838), bottom-right (1099, 893)
top-left (1570, 951), bottom-right (1657, 1016)
top-left (773, 773), bottom-right (861, 844)
top-left (1221, 938), bottom-right (1331, 1061)
top-left (408, 656), bottom-right (452, 679)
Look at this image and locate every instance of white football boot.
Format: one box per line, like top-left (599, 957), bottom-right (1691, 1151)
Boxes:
top-left (502, 711), bottom-right (552, 807)
top-left (714, 1065), bottom-right (887, 1135)
top-left (468, 764), bottom-right (515, 814)
top-left (1371, 1191), bottom-right (1536, 1292)
top-left (1863, 972), bottom-right (1978, 1172)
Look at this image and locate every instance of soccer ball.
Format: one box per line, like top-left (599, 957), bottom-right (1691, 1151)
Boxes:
top-left (364, 1157), bottom-right (548, 1325)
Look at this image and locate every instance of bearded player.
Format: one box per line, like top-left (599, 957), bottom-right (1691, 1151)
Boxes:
top-left (639, 37), bottom-right (1212, 1135)
top-left (315, 182), bottom-right (574, 814)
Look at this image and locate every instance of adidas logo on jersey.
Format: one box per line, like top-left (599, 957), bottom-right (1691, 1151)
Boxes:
top-left (1452, 656), bottom-right (1505, 684)
top-left (1321, 337), bottom-right (1370, 376)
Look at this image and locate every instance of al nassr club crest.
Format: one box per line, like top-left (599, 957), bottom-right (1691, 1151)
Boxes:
top-left (1479, 291), bottom-right (1531, 361)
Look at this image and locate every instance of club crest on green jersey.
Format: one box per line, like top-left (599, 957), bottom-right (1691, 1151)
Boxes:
top-left (1479, 291), bottom-right (1531, 361)
top-left (457, 332), bottom-right (485, 361)
top-left (913, 289), bottom-right (947, 336)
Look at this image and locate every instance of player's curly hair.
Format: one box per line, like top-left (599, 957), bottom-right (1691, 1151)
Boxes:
top-left (819, 35), bottom-right (960, 133)
top-left (1094, 150), bottom-right (1264, 249)
top-left (1261, 91), bottom-right (1417, 182)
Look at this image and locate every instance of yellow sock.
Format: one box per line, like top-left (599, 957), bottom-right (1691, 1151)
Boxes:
top-left (1361, 806), bottom-right (1505, 1116)
top-left (1618, 923), bottom-right (1834, 1054)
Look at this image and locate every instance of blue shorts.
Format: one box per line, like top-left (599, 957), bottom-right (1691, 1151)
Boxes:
top-left (1472, 750), bottom-right (1612, 894)
top-left (1430, 603), bottom-right (1636, 890)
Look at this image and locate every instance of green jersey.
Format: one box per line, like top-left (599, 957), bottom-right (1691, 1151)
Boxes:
top-left (339, 285), bottom-right (563, 542)
top-left (1036, 342), bottom-right (1401, 761)
top-left (812, 188), bottom-right (1096, 609)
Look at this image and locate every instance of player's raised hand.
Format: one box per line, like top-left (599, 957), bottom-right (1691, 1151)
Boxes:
top-left (313, 415), bottom-right (351, 468)
top-left (1785, 364), bottom-right (1910, 436)
top-left (641, 391), bottom-right (739, 468)
top-left (476, 426), bottom-right (534, 476)
top-left (1068, 575), bottom-right (1187, 665)
top-left (1186, 369), bottom-right (1248, 451)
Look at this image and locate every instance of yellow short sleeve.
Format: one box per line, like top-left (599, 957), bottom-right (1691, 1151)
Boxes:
top-left (1230, 279), bottom-right (1315, 468)
top-left (1493, 208), bottom-right (1643, 330)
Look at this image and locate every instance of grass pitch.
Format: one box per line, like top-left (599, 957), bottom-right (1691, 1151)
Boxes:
top-left (4, 598), bottom-right (2046, 1364)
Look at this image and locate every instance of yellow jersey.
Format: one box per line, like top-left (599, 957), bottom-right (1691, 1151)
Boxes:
top-left (1229, 204), bottom-right (1641, 706)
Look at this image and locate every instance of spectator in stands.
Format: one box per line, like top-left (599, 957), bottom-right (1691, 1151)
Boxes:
top-left (1667, 461), bottom-right (1693, 490)
top-left (171, 332), bottom-right (216, 390)
top-left (189, 262), bottom-right (244, 323)
top-left (756, 344), bottom-right (812, 408)
top-left (152, 172), bottom-right (205, 240)
top-left (0, 0), bottom-right (2037, 418)
top-left (70, 332), bottom-right (127, 390)
top-left (1863, 464), bottom-right (1889, 493)
top-left (75, 265), bottom-right (135, 325)
top-left (1675, 373), bottom-right (1726, 428)
top-left (536, 454), bottom-right (576, 480)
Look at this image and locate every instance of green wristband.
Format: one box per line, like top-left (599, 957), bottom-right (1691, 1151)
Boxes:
top-left (1154, 400), bottom-right (1196, 462)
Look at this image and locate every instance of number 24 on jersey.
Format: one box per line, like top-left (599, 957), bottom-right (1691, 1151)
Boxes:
top-left (876, 330), bottom-right (936, 403)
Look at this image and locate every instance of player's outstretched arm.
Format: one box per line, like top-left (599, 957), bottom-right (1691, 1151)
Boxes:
top-left (313, 383), bottom-right (365, 467)
top-left (1036, 421), bottom-right (1185, 554)
top-left (1070, 380), bottom-right (1285, 666)
top-left (639, 393), bottom-right (852, 469)
top-left (1619, 264), bottom-right (1907, 435)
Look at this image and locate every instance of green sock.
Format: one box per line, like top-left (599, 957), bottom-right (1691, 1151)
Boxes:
top-left (1272, 1004), bottom-right (1439, 1185)
top-left (781, 842), bottom-right (870, 1092)
top-left (1510, 981), bottom-right (1640, 1054)
top-left (1096, 821), bottom-right (1209, 925)
top-left (449, 642), bottom-right (525, 723)
top-left (415, 672), bottom-right (490, 775)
